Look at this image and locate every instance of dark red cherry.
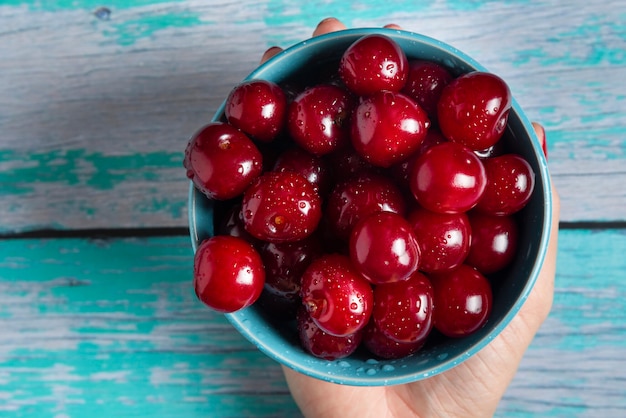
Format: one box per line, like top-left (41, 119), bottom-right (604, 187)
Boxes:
top-left (349, 211), bottom-right (421, 285)
top-left (297, 307), bottom-right (362, 360)
top-left (430, 264), bottom-right (493, 338)
top-left (325, 172), bottom-right (407, 241)
top-left (351, 91), bottom-right (430, 168)
top-left (437, 71), bottom-right (512, 150)
top-left (339, 34), bottom-right (408, 96)
top-left (193, 235), bottom-right (265, 313)
top-left (371, 272), bottom-right (434, 343)
top-left (407, 207), bottom-right (471, 273)
top-left (363, 320), bottom-right (425, 359)
top-left (224, 79), bottom-right (287, 142)
top-left (410, 141), bottom-right (487, 214)
top-left (184, 122), bottom-right (262, 200)
top-left (401, 59), bottom-right (454, 122)
top-left (300, 254), bottom-right (373, 337)
top-left (287, 84), bottom-right (355, 156)
top-left (273, 147), bottom-right (332, 197)
top-left (475, 154), bottom-right (535, 215)
top-left (466, 211), bottom-right (519, 274)
top-left (242, 171), bottom-right (322, 243)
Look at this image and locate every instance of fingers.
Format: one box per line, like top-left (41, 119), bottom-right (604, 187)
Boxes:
top-left (532, 121), bottom-right (548, 160)
top-left (312, 17), bottom-right (347, 37)
top-left (260, 46), bottom-right (283, 65)
top-left (383, 23), bottom-right (403, 30)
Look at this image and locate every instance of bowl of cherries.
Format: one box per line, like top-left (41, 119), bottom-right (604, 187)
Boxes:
top-left (184, 28), bottom-right (553, 386)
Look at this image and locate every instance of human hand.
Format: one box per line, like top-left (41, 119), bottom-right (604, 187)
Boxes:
top-left (261, 18), bottom-right (560, 418)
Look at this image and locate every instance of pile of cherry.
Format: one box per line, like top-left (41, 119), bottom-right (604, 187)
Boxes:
top-left (184, 34), bottom-right (536, 360)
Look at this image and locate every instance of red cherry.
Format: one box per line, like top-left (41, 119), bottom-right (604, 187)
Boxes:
top-left (325, 172), bottom-right (407, 241)
top-left (466, 211), bottom-right (519, 274)
top-left (430, 264), bottom-right (493, 338)
top-left (242, 171), bottom-right (322, 243)
top-left (410, 141), bottom-right (487, 214)
top-left (300, 254), bottom-right (373, 337)
top-left (273, 146), bottom-right (332, 197)
top-left (349, 211), bottom-right (421, 285)
top-left (437, 71), bottom-right (512, 150)
top-left (350, 91), bottom-right (430, 168)
top-left (297, 307), bottom-right (362, 360)
top-left (363, 320), bottom-right (425, 359)
top-left (401, 59), bottom-right (454, 122)
top-left (287, 84), bottom-right (355, 156)
top-left (339, 34), bottom-right (408, 96)
top-left (475, 154), bottom-right (535, 215)
top-left (407, 206), bottom-right (471, 273)
top-left (225, 79), bottom-right (287, 142)
top-left (193, 235), bottom-right (265, 313)
top-left (184, 122), bottom-right (262, 200)
top-left (371, 272), bottom-right (434, 343)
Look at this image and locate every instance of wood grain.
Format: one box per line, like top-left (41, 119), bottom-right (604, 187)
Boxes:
top-left (1, 0), bottom-right (625, 233)
top-left (0, 230), bottom-right (624, 417)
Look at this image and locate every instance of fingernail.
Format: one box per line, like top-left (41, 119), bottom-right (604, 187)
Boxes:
top-left (317, 17), bottom-right (338, 27)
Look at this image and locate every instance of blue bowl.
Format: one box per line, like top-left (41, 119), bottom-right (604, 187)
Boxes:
top-left (188, 28), bottom-right (552, 386)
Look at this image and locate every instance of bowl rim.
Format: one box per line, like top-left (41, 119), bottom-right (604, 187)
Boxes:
top-left (188, 27), bottom-right (553, 386)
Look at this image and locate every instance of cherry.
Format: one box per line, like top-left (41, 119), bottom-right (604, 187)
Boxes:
top-left (349, 211), bottom-right (421, 285)
top-left (215, 202), bottom-right (260, 246)
top-left (407, 206), bottom-right (471, 273)
top-left (339, 34), bottom-right (408, 96)
top-left (430, 264), bottom-right (493, 338)
top-left (300, 254), bottom-right (373, 337)
top-left (350, 90), bottom-right (430, 168)
top-left (287, 84), bottom-right (355, 156)
top-left (242, 171), bottom-right (322, 243)
top-left (273, 146), bottom-right (332, 197)
top-left (466, 211), bottom-right (519, 274)
top-left (326, 145), bottom-right (379, 181)
top-left (410, 141), bottom-right (487, 214)
top-left (362, 320), bottom-right (425, 359)
top-left (437, 71), bottom-right (512, 150)
top-left (224, 79), bottom-right (287, 142)
top-left (193, 235), bottom-right (265, 313)
top-left (258, 234), bottom-right (323, 317)
top-left (475, 154), bottom-right (535, 215)
top-left (184, 122), bottom-right (262, 200)
top-left (297, 307), bottom-right (362, 360)
top-left (371, 272), bottom-right (434, 343)
top-left (325, 171), bottom-right (407, 241)
top-left (401, 59), bottom-right (454, 122)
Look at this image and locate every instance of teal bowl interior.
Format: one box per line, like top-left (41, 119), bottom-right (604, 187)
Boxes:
top-left (188, 28), bottom-right (552, 386)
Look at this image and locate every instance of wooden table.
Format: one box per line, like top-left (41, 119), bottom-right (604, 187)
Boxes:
top-left (1, 1), bottom-right (625, 416)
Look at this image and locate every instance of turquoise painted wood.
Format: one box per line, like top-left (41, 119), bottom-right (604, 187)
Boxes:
top-left (1, 0), bottom-right (625, 233)
top-left (1, 0), bottom-right (626, 417)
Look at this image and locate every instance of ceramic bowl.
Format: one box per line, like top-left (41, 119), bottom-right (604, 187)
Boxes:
top-left (188, 27), bottom-right (552, 386)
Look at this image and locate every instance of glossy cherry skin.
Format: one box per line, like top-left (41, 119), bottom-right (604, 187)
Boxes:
top-left (410, 141), bottom-right (487, 214)
top-left (371, 272), bottom-right (434, 343)
top-left (287, 84), bottom-right (355, 156)
top-left (242, 171), bottom-right (322, 243)
top-left (325, 172), bottom-right (407, 241)
top-left (224, 79), bottom-right (287, 142)
top-left (297, 307), bottom-right (362, 360)
top-left (363, 320), bottom-right (425, 359)
top-left (437, 71), bottom-right (512, 150)
top-left (326, 145), bottom-right (379, 181)
top-left (401, 59), bottom-right (454, 122)
top-left (339, 34), bottom-right (408, 96)
top-left (273, 146), bottom-right (332, 197)
top-left (193, 235), bottom-right (265, 313)
top-left (351, 91), bottom-right (430, 168)
top-left (300, 254), bottom-right (374, 337)
top-left (349, 211), bottom-right (421, 285)
top-left (475, 154), bottom-right (535, 215)
top-left (408, 206), bottom-right (471, 273)
top-left (430, 264), bottom-right (493, 338)
top-left (184, 122), bottom-right (262, 200)
top-left (466, 211), bottom-right (519, 274)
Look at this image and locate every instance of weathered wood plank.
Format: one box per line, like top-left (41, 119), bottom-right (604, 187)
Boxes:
top-left (0, 229), bottom-right (624, 416)
top-left (1, 0), bottom-right (625, 233)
